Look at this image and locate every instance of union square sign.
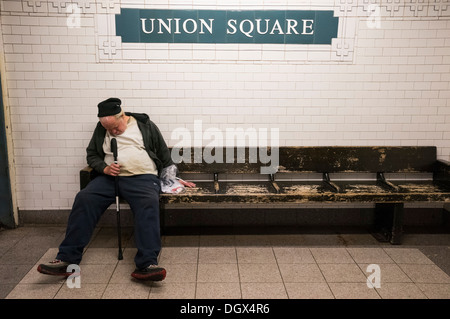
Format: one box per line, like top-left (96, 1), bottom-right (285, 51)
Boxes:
top-left (115, 9), bottom-right (339, 45)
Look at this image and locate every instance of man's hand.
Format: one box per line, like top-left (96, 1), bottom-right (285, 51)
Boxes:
top-left (104, 163), bottom-right (121, 176)
top-left (177, 177), bottom-right (196, 188)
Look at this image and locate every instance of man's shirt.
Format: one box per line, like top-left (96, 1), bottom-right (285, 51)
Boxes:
top-left (103, 116), bottom-right (158, 176)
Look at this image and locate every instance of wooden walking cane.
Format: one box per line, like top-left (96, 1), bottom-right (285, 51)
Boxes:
top-left (111, 138), bottom-right (123, 260)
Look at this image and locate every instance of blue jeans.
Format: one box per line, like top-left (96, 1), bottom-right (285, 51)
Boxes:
top-left (57, 174), bottom-right (161, 269)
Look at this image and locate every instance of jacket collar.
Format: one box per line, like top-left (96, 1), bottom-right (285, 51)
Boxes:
top-left (125, 112), bottom-right (150, 124)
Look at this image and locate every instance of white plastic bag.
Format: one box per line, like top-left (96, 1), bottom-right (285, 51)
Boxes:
top-left (160, 164), bottom-right (185, 194)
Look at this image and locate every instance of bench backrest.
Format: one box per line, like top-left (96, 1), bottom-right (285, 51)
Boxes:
top-left (172, 146), bottom-right (437, 174)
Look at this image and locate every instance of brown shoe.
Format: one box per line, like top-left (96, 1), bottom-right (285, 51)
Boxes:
top-left (131, 265), bottom-right (166, 281)
top-left (37, 259), bottom-right (73, 277)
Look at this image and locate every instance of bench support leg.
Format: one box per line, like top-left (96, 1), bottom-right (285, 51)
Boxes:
top-left (443, 204), bottom-right (450, 231)
top-left (373, 203), bottom-right (404, 245)
top-left (390, 203), bottom-right (404, 245)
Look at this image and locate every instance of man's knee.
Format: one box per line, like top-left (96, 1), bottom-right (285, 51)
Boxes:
top-left (73, 188), bottom-right (95, 204)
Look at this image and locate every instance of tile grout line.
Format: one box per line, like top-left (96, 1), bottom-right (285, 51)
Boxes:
top-left (233, 235), bottom-right (243, 299)
top-left (0, 229), bottom-right (37, 299)
top-left (382, 247), bottom-right (422, 286)
top-left (3, 230), bottom-right (450, 300)
top-left (379, 247), bottom-right (434, 299)
top-left (102, 250), bottom-right (121, 300)
top-left (194, 245), bottom-right (199, 299)
top-left (345, 247), bottom-right (383, 299)
top-left (155, 243), bottom-right (164, 299)
top-left (271, 246), bottom-right (289, 299)
top-left (309, 248), bottom-right (336, 299)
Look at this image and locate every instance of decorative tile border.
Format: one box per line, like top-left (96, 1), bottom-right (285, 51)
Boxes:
top-left (4, 0), bottom-right (450, 63)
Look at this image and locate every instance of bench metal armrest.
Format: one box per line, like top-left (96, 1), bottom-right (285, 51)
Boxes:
top-left (434, 160), bottom-right (450, 183)
top-left (80, 166), bottom-right (98, 190)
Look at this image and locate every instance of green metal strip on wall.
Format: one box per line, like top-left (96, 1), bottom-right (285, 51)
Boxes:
top-left (116, 9), bottom-right (339, 45)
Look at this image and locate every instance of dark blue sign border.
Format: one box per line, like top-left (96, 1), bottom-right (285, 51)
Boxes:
top-left (116, 9), bottom-right (339, 45)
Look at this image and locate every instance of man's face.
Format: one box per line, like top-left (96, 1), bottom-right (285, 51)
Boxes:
top-left (100, 115), bottom-right (127, 136)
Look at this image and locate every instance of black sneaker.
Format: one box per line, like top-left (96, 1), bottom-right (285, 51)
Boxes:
top-left (37, 259), bottom-right (73, 277)
top-left (131, 265), bottom-right (166, 281)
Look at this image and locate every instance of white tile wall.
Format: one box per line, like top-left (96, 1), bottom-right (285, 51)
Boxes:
top-left (0, 0), bottom-right (449, 210)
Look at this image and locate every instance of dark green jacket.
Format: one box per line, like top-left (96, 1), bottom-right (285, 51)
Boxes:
top-left (86, 112), bottom-right (173, 176)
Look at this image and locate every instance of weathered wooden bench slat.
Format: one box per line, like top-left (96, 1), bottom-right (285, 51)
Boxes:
top-left (80, 146), bottom-right (450, 245)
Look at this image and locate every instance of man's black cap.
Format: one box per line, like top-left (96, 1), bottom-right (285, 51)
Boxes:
top-left (97, 98), bottom-right (122, 117)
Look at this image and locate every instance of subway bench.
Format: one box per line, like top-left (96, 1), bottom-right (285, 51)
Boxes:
top-left (80, 146), bottom-right (450, 245)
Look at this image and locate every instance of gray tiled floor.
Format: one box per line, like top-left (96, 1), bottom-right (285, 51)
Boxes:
top-left (1, 226), bottom-right (450, 299)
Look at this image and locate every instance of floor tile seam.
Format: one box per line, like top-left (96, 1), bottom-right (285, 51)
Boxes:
top-left (425, 263), bottom-right (450, 282)
top-left (321, 279), bottom-right (374, 283)
top-left (194, 281), bottom-right (243, 297)
top-left (0, 234), bottom-right (44, 265)
top-left (198, 262), bottom-right (239, 264)
top-left (406, 282), bottom-right (435, 300)
top-left (372, 284), bottom-right (430, 300)
top-left (272, 246), bottom-right (291, 299)
top-left (0, 262), bottom-right (37, 271)
top-left (414, 282), bottom-right (450, 299)
top-left (395, 261), bottom-right (450, 271)
top-left (195, 279), bottom-right (241, 284)
top-left (6, 249), bottom-right (66, 299)
top-left (318, 262), bottom-right (412, 295)
top-left (0, 236), bottom-right (25, 260)
top-left (193, 245), bottom-right (200, 299)
top-left (392, 269), bottom-right (450, 285)
top-left (352, 262), bottom-right (415, 286)
top-left (234, 245), bottom-right (244, 299)
top-left (345, 248), bottom-right (394, 299)
top-left (8, 242), bottom-right (450, 297)
top-left (5, 282), bottom-right (63, 300)
top-left (415, 282), bottom-right (450, 286)
top-left (364, 267), bottom-right (445, 299)
top-left (198, 245), bottom-right (237, 263)
top-left (279, 280), bottom-right (332, 284)
top-left (344, 246), bottom-right (396, 264)
top-left (51, 281), bottom-right (65, 299)
top-left (22, 281), bottom-right (444, 300)
top-left (306, 247), bottom-right (336, 299)
top-left (9, 278), bottom-right (443, 299)
top-left (389, 256), bottom-right (436, 285)
top-left (234, 246), bottom-right (278, 264)
top-left (197, 247), bottom-right (239, 264)
top-left (381, 246), bottom-right (436, 265)
top-left (101, 261), bottom-right (125, 299)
